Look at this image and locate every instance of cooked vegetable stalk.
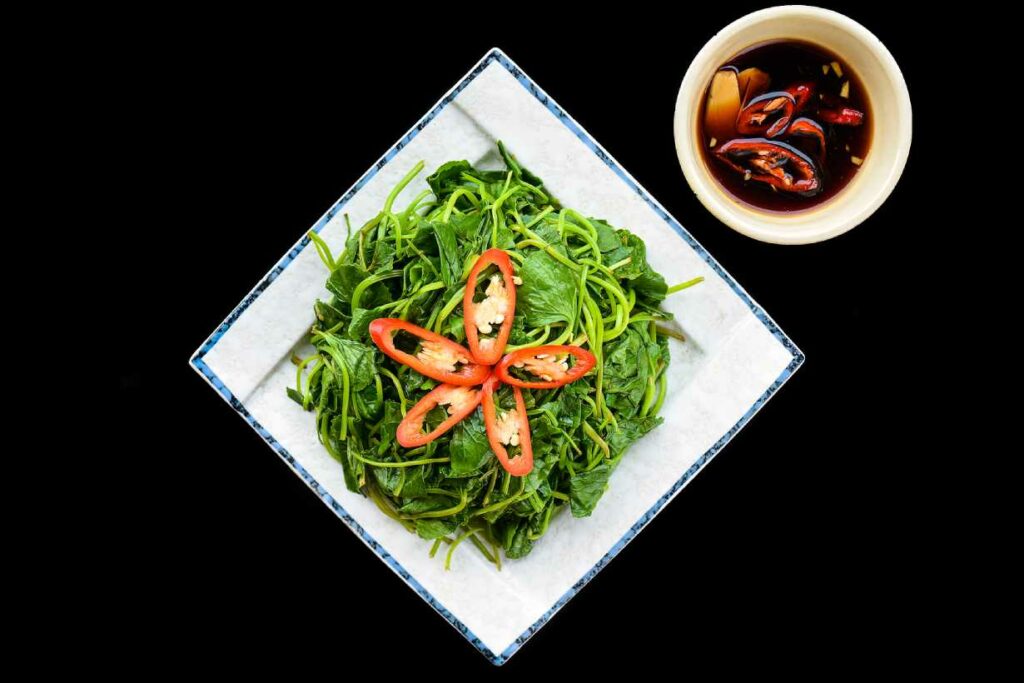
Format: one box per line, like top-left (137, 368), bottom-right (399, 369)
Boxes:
top-left (290, 143), bottom-right (702, 567)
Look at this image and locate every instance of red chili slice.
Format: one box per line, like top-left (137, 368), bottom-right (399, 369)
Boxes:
top-left (463, 248), bottom-right (516, 365)
top-left (818, 107), bottom-right (864, 126)
top-left (714, 138), bottom-right (821, 196)
top-left (482, 377), bottom-right (533, 476)
top-left (787, 117), bottom-right (827, 160)
top-left (736, 91), bottom-right (796, 138)
top-left (369, 318), bottom-right (490, 386)
top-left (785, 82), bottom-right (815, 112)
top-left (396, 383), bottom-right (485, 447)
top-left (495, 345), bottom-right (597, 389)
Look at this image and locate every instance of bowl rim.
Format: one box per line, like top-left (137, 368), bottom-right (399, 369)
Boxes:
top-left (673, 4), bottom-right (912, 245)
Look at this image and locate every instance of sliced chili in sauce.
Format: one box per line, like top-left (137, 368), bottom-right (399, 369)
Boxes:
top-left (736, 91), bottom-right (796, 138)
top-left (714, 138), bottom-right (821, 196)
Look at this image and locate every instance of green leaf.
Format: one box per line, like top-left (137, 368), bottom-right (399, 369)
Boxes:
top-left (449, 411), bottom-right (493, 476)
top-left (399, 495), bottom-right (454, 515)
top-left (606, 230), bottom-right (650, 280)
top-left (607, 415), bottom-right (663, 458)
top-left (348, 306), bottom-right (383, 341)
top-left (341, 439), bottom-right (366, 494)
top-left (316, 334), bottom-right (377, 391)
top-left (517, 248), bottom-right (579, 326)
top-left (570, 462), bottom-right (613, 517)
top-left (326, 264), bottom-right (368, 303)
top-left (447, 315), bottom-right (465, 343)
top-left (415, 518), bottom-right (456, 540)
top-left (498, 518), bottom-right (535, 559)
top-left (498, 140), bottom-right (544, 188)
top-left (591, 219), bottom-right (621, 252)
top-left (506, 314), bottom-right (529, 345)
top-left (449, 213), bottom-right (483, 241)
top-left (430, 221), bottom-right (460, 288)
top-left (602, 328), bottom-right (650, 415)
top-left (524, 451), bottom-right (556, 496)
top-left (427, 160), bottom-right (472, 198)
top-left (555, 383), bottom-right (586, 432)
top-left (633, 265), bottom-right (667, 303)
top-left (372, 464), bottom-right (403, 496)
top-left (506, 525), bottom-right (534, 558)
top-left (314, 299), bottom-right (347, 329)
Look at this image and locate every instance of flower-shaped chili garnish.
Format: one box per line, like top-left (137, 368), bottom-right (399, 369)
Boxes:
top-left (368, 248), bottom-right (597, 477)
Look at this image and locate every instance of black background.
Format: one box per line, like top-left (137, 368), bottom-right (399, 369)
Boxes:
top-left (113, 3), bottom-right (1001, 675)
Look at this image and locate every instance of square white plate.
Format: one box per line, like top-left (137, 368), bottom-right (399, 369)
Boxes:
top-left (190, 48), bottom-right (803, 664)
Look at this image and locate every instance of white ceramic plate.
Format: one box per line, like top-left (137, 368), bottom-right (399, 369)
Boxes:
top-left (189, 48), bottom-right (803, 665)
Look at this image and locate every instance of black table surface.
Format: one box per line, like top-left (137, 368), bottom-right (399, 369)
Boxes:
top-left (113, 3), bottom-right (1003, 675)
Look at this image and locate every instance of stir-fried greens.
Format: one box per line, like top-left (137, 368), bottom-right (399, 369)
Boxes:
top-left (290, 143), bottom-right (702, 567)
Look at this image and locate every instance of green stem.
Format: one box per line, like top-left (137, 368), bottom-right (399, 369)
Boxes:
top-left (460, 172), bottom-right (494, 202)
top-left (404, 491), bottom-right (468, 520)
top-left (579, 258), bottom-right (623, 284)
top-left (351, 271), bottom-right (401, 310)
top-left (651, 369), bottom-right (669, 416)
top-left (628, 313), bottom-right (671, 325)
top-left (339, 361), bottom-right (350, 439)
top-left (294, 353), bottom-right (320, 397)
top-left (303, 360), bottom-right (323, 410)
top-left (379, 367), bottom-right (407, 415)
top-left (349, 453), bottom-right (451, 468)
top-left (505, 324), bottom-right (552, 351)
top-left (482, 467), bottom-right (498, 506)
top-left (426, 487), bottom-right (463, 499)
top-left (514, 239), bottom-right (581, 272)
top-left (379, 161), bottom-right (426, 248)
top-left (561, 224), bottom-right (600, 262)
top-left (365, 482), bottom-right (416, 532)
top-left (582, 421), bottom-right (610, 464)
top-left (403, 241), bottom-right (440, 278)
top-left (402, 189), bottom-right (433, 221)
top-left (528, 500), bottom-right (556, 540)
top-left (445, 528), bottom-right (476, 570)
top-left (471, 478), bottom-right (528, 518)
top-left (433, 286), bottom-right (466, 334)
top-left (564, 209), bottom-right (599, 242)
top-left (640, 372), bottom-right (658, 417)
top-left (667, 276), bottom-right (704, 294)
top-left (307, 230), bottom-right (335, 271)
top-left (491, 182), bottom-right (517, 247)
top-left (468, 533), bottom-right (498, 565)
top-left (548, 327), bottom-right (573, 346)
top-left (656, 325), bottom-right (686, 342)
top-left (442, 188), bottom-right (481, 222)
top-left (524, 206), bottom-right (553, 229)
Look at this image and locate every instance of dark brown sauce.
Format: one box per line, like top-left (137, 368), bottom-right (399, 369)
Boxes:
top-left (698, 40), bottom-right (873, 212)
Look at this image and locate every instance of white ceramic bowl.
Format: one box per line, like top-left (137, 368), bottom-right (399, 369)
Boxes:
top-left (674, 5), bottom-right (912, 244)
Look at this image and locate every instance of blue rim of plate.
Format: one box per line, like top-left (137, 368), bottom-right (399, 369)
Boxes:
top-left (189, 47), bottom-right (804, 665)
